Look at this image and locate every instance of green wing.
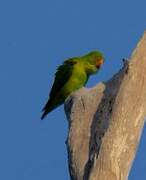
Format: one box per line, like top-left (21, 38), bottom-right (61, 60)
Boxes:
top-left (42, 58), bottom-right (77, 111)
top-left (50, 58), bottom-right (77, 97)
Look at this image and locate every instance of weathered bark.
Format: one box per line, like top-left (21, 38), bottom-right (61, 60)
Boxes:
top-left (64, 32), bottom-right (146, 180)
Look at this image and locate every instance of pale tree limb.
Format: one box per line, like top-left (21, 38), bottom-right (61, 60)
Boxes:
top-left (64, 31), bottom-right (146, 180)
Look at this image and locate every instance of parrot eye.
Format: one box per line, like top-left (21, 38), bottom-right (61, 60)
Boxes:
top-left (96, 58), bottom-right (104, 69)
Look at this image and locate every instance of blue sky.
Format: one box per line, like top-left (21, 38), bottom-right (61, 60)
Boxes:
top-left (0, 0), bottom-right (146, 179)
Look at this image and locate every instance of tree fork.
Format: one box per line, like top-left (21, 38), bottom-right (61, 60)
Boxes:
top-left (65, 32), bottom-right (146, 180)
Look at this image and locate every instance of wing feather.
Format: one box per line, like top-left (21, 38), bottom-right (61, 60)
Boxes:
top-left (49, 58), bottom-right (77, 97)
top-left (42, 58), bottom-right (77, 111)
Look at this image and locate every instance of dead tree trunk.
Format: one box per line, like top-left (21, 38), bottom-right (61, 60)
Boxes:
top-left (64, 32), bottom-right (146, 180)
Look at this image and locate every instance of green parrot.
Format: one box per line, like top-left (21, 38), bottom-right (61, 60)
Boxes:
top-left (41, 51), bottom-right (104, 120)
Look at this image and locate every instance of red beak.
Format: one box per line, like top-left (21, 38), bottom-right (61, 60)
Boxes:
top-left (96, 59), bottom-right (104, 69)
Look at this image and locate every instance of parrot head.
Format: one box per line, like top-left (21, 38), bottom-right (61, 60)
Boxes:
top-left (83, 51), bottom-right (104, 74)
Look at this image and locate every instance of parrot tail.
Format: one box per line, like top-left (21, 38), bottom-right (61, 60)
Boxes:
top-left (41, 95), bottom-right (64, 120)
top-left (41, 98), bottom-right (63, 120)
top-left (41, 99), bottom-right (55, 120)
top-left (41, 106), bottom-right (54, 120)
top-left (41, 110), bottom-right (50, 120)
